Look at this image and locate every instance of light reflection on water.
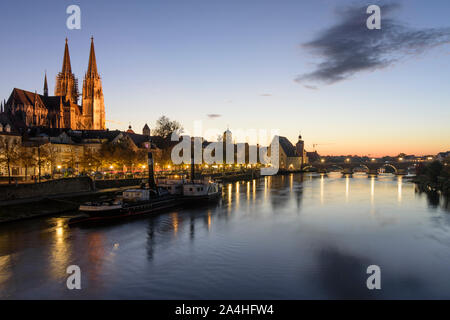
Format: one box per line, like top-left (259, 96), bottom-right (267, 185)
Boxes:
top-left (0, 173), bottom-right (450, 299)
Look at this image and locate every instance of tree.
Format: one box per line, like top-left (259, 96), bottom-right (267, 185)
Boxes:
top-left (426, 161), bottom-right (443, 183)
top-left (63, 145), bottom-right (80, 175)
top-left (99, 138), bottom-right (142, 173)
top-left (40, 144), bottom-right (58, 179)
top-left (80, 147), bottom-right (101, 173)
top-left (20, 146), bottom-right (37, 181)
top-left (152, 116), bottom-right (183, 167)
top-left (0, 136), bottom-right (20, 184)
top-left (153, 116), bottom-right (183, 139)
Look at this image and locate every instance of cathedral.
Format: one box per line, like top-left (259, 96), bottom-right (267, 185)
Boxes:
top-left (0, 37), bottom-right (105, 131)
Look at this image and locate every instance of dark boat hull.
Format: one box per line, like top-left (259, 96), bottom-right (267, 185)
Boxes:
top-left (69, 197), bottom-right (183, 226)
top-left (183, 192), bottom-right (221, 203)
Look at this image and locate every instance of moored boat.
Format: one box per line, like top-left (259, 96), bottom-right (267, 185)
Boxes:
top-left (70, 152), bottom-right (182, 225)
top-left (182, 179), bottom-right (222, 202)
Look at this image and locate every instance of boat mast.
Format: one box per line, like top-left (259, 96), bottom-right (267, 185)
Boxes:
top-left (191, 153), bottom-right (195, 183)
top-left (147, 152), bottom-right (159, 195)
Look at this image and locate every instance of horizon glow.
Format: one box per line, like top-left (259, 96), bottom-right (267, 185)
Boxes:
top-left (0, 0), bottom-right (449, 157)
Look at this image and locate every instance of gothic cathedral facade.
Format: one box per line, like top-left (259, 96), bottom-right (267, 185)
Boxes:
top-left (0, 38), bottom-right (105, 131)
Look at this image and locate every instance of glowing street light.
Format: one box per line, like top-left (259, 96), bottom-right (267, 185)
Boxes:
top-left (57, 165), bottom-right (62, 169)
top-left (398, 157), bottom-right (403, 161)
top-left (345, 158), bottom-right (350, 162)
top-left (320, 159), bottom-right (325, 163)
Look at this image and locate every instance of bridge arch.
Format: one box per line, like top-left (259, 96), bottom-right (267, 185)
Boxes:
top-left (379, 163), bottom-right (398, 174)
top-left (328, 164), bottom-right (344, 171)
top-left (352, 164), bottom-right (370, 172)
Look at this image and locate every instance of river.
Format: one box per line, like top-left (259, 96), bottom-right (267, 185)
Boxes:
top-left (1, 173), bottom-right (449, 299)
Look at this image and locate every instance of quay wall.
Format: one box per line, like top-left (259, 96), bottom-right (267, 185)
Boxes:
top-left (0, 177), bottom-right (94, 202)
top-left (94, 178), bottom-right (144, 189)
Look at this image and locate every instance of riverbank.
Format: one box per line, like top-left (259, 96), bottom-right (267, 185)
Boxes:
top-left (412, 161), bottom-right (450, 195)
top-left (0, 186), bottom-right (136, 224)
top-left (413, 175), bottom-right (450, 195)
top-left (0, 172), bottom-right (261, 224)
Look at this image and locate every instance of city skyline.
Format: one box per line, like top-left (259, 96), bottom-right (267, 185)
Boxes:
top-left (0, 0), bottom-right (449, 156)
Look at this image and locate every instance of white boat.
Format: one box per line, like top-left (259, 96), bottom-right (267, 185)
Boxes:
top-left (157, 176), bottom-right (188, 195)
top-left (182, 178), bottom-right (222, 202)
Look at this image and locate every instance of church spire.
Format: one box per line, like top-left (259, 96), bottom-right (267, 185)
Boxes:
top-left (62, 38), bottom-right (72, 74)
top-left (87, 37), bottom-right (98, 77)
top-left (55, 38), bottom-right (79, 103)
top-left (43, 71), bottom-right (48, 96)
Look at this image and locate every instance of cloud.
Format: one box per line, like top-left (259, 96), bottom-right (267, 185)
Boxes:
top-left (260, 93), bottom-right (272, 97)
top-left (207, 114), bottom-right (222, 119)
top-left (295, 3), bottom-right (450, 86)
top-left (303, 85), bottom-right (318, 90)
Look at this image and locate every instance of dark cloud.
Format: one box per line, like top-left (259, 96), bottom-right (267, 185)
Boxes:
top-left (303, 85), bottom-right (318, 90)
top-left (296, 3), bottom-right (450, 85)
top-left (207, 114), bottom-right (222, 119)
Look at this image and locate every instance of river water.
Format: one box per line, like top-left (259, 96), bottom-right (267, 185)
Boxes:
top-left (1, 173), bottom-right (449, 299)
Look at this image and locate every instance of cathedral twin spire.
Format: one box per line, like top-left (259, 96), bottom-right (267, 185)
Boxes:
top-left (53, 37), bottom-right (99, 104)
top-left (51, 37), bottom-right (105, 130)
top-left (54, 38), bottom-right (79, 103)
top-left (86, 37), bottom-right (98, 77)
top-left (62, 38), bottom-right (72, 74)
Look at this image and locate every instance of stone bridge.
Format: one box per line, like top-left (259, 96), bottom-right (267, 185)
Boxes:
top-left (303, 160), bottom-right (415, 175)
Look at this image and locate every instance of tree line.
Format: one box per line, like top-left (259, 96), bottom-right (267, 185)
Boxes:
top-left (0, 116), bottom-right (184, 184)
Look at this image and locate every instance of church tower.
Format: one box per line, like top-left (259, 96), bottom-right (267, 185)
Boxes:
top-left (43, 72), bottom-right (48, 97)
top-left (82, 37), bottom-right (105, 130)
top-left (296, 134), bottom-right (306, 166)
top-left (143, 123), bottom-right (150, 136)
top-left (55, 38), bottom-right (79, 103)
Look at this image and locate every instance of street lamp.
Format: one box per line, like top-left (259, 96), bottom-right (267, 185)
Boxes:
top-left (320, 159), bottom-right (325, 163)
top-left (346, 158), bottom-right (350, 162)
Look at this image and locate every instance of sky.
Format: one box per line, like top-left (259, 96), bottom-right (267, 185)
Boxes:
top-left (0, 0), bottom-right (449, 156)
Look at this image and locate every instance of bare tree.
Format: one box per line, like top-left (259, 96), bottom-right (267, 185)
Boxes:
top-left (0, 136), bottom-right (20, 184)
top-left (20, 146), bottom-right (36, 181)
top-left (153, 116), bottom-right (183, 139)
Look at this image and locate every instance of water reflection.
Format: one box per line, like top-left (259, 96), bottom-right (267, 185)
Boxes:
top-left (49, 219), bottom-right (71, 279)
top-left (1, 174), bottom-right (450, 299)
top-left (398, 176), bottom-right (403, 203)
top-left (345, 175), bottom-right (350, 202)
top-left (320, 174), bottom-right (325, 204)
top-left (235, 182), bottom-right (240, 209)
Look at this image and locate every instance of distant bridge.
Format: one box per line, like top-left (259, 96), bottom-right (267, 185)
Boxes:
top-left (303, 160), bottom-right (416, 175)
